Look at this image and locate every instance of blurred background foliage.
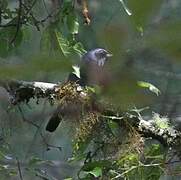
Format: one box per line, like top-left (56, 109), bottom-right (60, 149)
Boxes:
top-left (0, 0), bottom-right (181, 179)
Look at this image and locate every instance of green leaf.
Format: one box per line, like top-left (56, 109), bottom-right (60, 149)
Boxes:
top-left (82, 160), bottom-right (111, 171)
top-left (73, 42), bottom-right (87, 55)
top-left (9, 170), bottom-right (17, 176)
top-left (0, 26), bottom-right (23, 57)
top-left (68, 153), bottom-right (87, 162)
top-left (72, 65), bottom-right (80, 78)
top-left (0, 151), bottom-right (6, 160)
top-left (137, 26), bottom-right (144, 36)
top-left (28, 157), bottom-right (45, 166)
top-left (145, 144), bottom-right (161, 156)
top-left (55, 30), bottom-right (70, 57)
top-left (152, 112), bottom-right (170, 129)
top-left (137, 81), bottom-right (161, 96)
top-left (119, 0), bottom-right (132, 16)
top-left (81, 163), bottom-right (105, 178)
top-left (0, 151), bottom-right (13, 161)
top-left (86, 86), bottom-right (96, 93)
top-left (67, 12), bottom-right (79, 34)
top-left (108, 120), bottom-right (119, 129)
top-left (73, 137), bottom-right (92, 155)
top-left (108, 120), bottom-right (119, 136)
top-left (87, 167), bottom-right (102, 178)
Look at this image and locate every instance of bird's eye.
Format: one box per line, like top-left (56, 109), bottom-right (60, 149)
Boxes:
top-left (95, 50), bottom-right (107, 58)
top-left (99, 50), bottom-right (106, 55)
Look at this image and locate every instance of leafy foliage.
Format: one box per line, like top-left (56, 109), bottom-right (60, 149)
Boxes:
top-left (0, 0), bottom-right (180, 180)
top-left (0, 0), bottom-right (86, 58)
top-left (0, 26), bottom-right (23, 57)
top-left (137, 81), bottom-right (161, 96)
top-left (152, 112), bottom-right (170, 129)
top-left (70, 109), bottom-right (168, 179)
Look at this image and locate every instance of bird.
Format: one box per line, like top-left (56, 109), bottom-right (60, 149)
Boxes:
top-left (68, 48), bottom-right (112, 86)
top-left (45, 48), bottom-right (112, 132)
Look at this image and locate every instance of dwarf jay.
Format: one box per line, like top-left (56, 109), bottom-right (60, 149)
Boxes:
top-left (46, 48), bottom-right (112, 132)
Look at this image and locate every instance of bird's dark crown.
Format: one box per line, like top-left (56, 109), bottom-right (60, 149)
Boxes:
top-left (82, 48), bottom-right (112, 66)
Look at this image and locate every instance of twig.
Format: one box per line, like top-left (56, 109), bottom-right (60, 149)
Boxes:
top-left (42, 0), bottom-right (49, 14)
top-left (111, 162), bottom-right (163, 180)
top-left (17, 105), bottom-right (40, 128)
top-left (101, 115), bottom-right (124, 120)
top-left (39, 131), bottom-right (62, 151)
top-left (23, 0), bottom-right (37, 17)
top-left (11, 0), bottom-right (23, 44)
top-left (0, 23), bottom-right (23, 28)
top-left (17, 105), bottom-right (62, 156)
top-left (21, 3), bottom-right (41, 31)
top-left (16, 157), bottom-right (23, 180)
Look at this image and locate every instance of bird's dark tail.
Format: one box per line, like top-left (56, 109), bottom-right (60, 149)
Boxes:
top-left (46, 113), bottom-right (61, 132)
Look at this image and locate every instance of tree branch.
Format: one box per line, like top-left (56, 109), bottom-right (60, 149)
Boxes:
top-left (0, 79), bottom-right (181, 151)
top-left (0, 80), bottom-right (57, 105)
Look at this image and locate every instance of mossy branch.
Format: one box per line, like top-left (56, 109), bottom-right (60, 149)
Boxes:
top-left (0, 79), bottom-right (180, 152)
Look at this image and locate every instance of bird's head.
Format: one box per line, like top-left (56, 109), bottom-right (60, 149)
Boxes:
top-left (82, 48), bottom-right (112, 66)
